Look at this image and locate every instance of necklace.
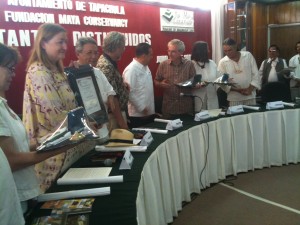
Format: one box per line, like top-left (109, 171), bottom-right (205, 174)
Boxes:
top-left (233, 61), bottom-right (242, 74)
top-left (196, 61), bottom-right (205, 69)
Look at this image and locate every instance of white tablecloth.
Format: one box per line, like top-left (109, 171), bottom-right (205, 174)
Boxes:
top-left (136, 109), bottom-right (300, 225)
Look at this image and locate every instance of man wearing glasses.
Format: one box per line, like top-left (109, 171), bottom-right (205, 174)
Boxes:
top-left (258, 44), bottom-right (289, 87)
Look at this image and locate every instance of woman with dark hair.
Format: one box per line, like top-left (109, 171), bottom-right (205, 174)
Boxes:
top-left (0, 43), bottom-right (77, 216)
top-left (0, 43), bottom-right (25, 225)
top-left (191, 41), bottom-right (219, 110)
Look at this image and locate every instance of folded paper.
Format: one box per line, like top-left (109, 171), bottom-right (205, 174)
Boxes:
top-left (194, 110), bottom-right (210, 121)
top-left (119, 149), bottom-right (134, 170)
top-left (227, 105), bottom-right (244, 114)
top-left (266, 101), bottom-right (284, 110)
top-left (139, 131), bottom-right (153, 146)
top-left (166, 119), bottom-right (183, 130)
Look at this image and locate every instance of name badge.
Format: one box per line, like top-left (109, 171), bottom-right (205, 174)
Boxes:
top-left (266, 101), bottom-right (284, 110)
top-left (119, 149), bottom-right (134, 170)
top-left (227, 105), bottom-right (244, 114)
top-left (140, 131), bottom-right (153, 146)
top-left (194, 110), bottom-right (210, 121)
top-left (166, 119), bottom-right (183, 131)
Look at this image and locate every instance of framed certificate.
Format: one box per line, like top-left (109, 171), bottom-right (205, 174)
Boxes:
top-left (65, 65), bottom-right (108, 125)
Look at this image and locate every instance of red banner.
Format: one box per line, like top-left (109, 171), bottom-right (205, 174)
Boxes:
top-left (0, 0), bottom-right (211, 114)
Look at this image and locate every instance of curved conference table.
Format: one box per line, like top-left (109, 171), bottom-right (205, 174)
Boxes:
top-left (28, 107), bottom-right (300, 225)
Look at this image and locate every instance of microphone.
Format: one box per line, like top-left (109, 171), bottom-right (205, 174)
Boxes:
top-left (95, 158), bottom-right (113, 167)
top-left (221, 73), bottom-right (229, 82)
top-left (180, 93), bottom-right (196, 97)
top-left (180, 93), bottom-right (203, 115)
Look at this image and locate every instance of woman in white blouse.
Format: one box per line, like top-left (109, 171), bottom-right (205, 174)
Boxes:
top-left (191, 41), bottom-right (219, 111)
top-left (0, 43), bottom-right (78, 215)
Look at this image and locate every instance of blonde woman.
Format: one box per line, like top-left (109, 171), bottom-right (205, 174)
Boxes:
top-left (22, 23), bottom-right (94, 193)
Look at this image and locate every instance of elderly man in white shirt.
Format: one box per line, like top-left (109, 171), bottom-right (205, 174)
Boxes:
top-left (218, 38), bottom-right (261, 106)
top-left (123, 43), bottom-right (155, 128)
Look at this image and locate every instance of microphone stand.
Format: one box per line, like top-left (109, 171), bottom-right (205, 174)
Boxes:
top-left (192, 96), bottom-right (195, 116)
top-left (192, 95), bottom-right (204, 116)
top-left (180, 93), bottom-right (203, 116)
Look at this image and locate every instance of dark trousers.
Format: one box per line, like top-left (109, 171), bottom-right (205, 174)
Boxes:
top-left (128, 114), bottom-right (156, 128)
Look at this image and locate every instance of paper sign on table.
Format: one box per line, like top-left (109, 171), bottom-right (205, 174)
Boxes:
top-left (119, 149), bottom-right (134, 170)
top-left (227, 105), bottom-right (244, 114)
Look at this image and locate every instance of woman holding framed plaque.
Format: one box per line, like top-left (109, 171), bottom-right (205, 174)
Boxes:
top-left (22, 24), bottom-right (95, 193)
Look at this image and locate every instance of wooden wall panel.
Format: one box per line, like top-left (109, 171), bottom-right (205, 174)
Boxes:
top-left (250, 1), bottom-right (300, 66)
top-left (268, 2), bottom-right (300, 24)
top-left (269, 26), bottom-right (300, 62)
top-left (250, 3), bottom-right (268, 66)
top-left (267, 2), bottom-right (300, 64)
